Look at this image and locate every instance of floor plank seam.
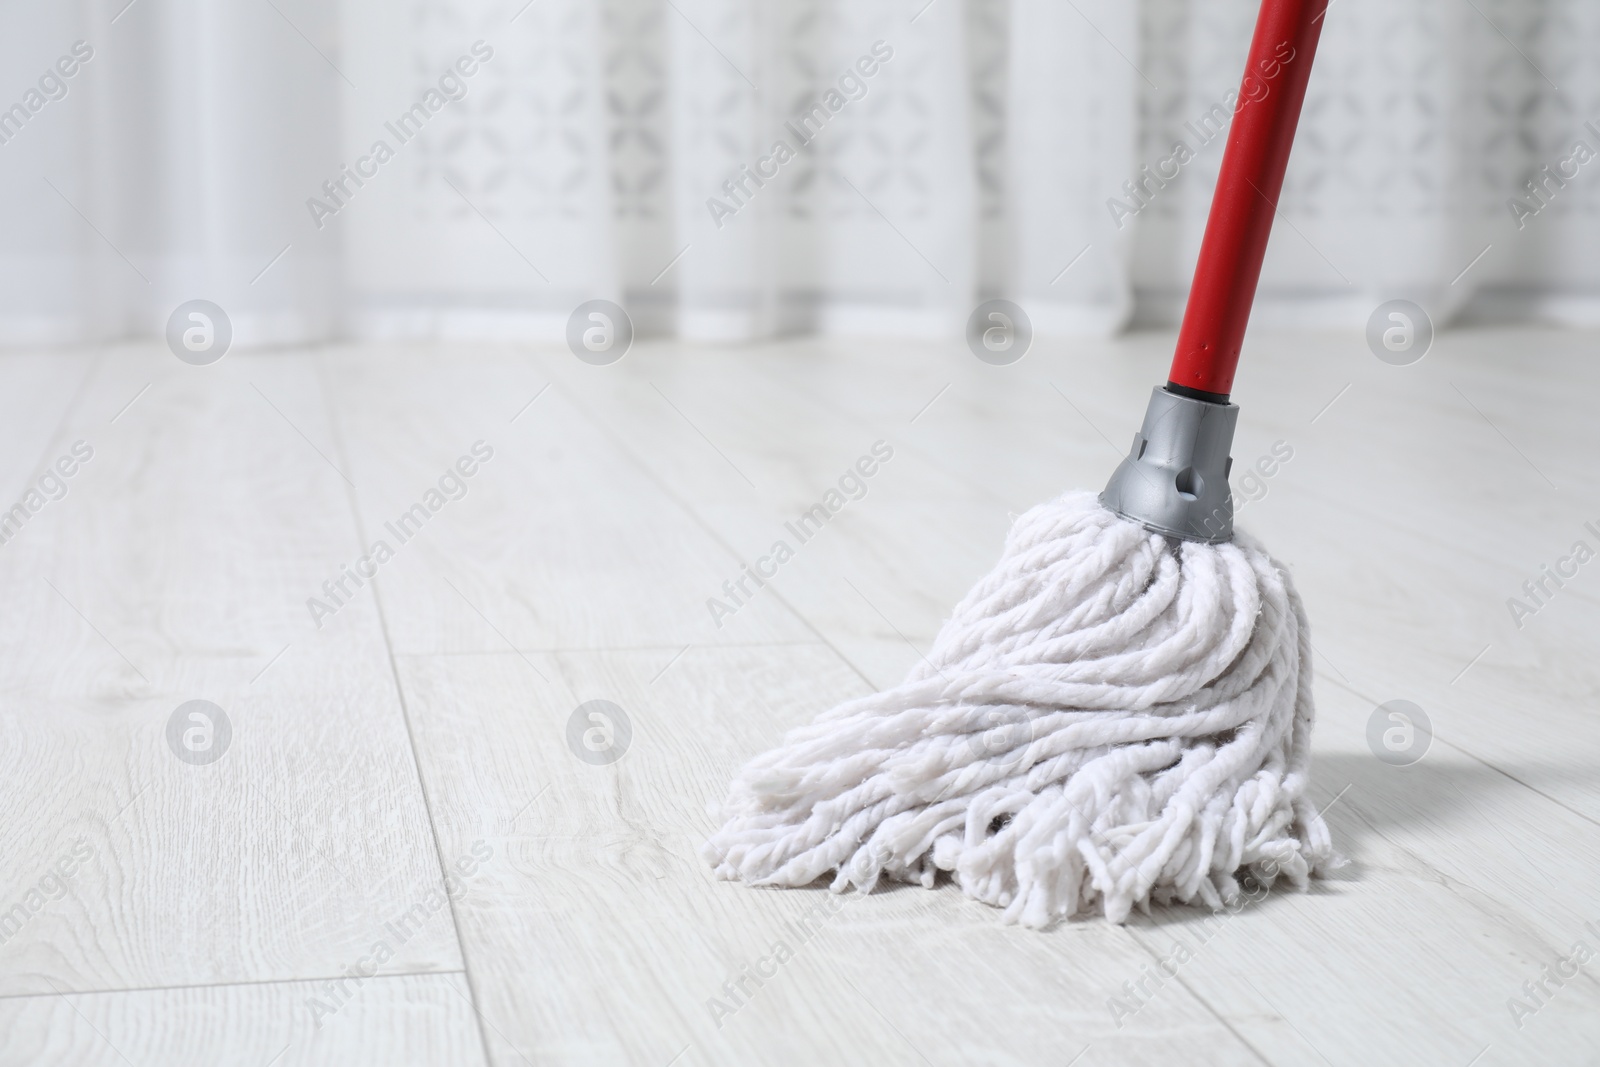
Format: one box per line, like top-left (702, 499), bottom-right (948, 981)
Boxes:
top-left (1317, 672), bottom-right (1600, 831)
top-left (315, 349), bottom-right (497, 1067)
top-left (6, 351), bottom-right (102, 524)
top-left (549, 372), bottom-right (885, 694)
top-left (1122, 928), bottom-right (1277, 1067)
top-left (0, 969), bottom-right (469, 1003)
top-left (775, 364), bottom-right (1039, 515)
top-left (389, 640), bottom-right (836, 659)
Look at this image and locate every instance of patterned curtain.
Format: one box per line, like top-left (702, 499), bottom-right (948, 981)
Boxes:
top-left (1, 0), bottom-right (1597, 345)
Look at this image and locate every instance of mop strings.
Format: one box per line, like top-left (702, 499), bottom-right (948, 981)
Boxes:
top-left (702, 490), bottom-right (1338, 927)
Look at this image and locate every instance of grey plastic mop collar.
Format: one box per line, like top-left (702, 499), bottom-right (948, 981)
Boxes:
top-left (1099, 386), bottom-right (1239, 544)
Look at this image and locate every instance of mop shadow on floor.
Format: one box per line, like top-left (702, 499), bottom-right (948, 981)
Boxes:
top-left (1307, 749), bottom-right (1592, 859)
top-left (1113, 750), bottom-right (1588, 932)
top-left (1308, 749), bottom-right (1590, 839)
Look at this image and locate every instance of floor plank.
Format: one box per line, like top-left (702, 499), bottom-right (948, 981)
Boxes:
top-left (0, 973), bottom-right (486, 1067)
top-left (0, 347), bottom-right (463, 997)
top-left (1117, 675), bottom-right (1600, 1067)
top-left (316, 345), bottom-right (814, 655)
top-left (0, 349), bottom-right (96, 505)
top-left (394, 646), bottom-right (1261, 1067)
top-left (6, 330), bottom-right (1600, 1065)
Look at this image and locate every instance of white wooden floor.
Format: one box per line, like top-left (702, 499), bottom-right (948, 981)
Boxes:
top-left (1, 328), bottom-right (1597, 1067)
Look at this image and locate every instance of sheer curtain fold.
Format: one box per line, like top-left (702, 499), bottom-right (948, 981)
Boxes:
top-left (3, 0), bottom-right (1599, 347)
top-left (0, 0), bottom-right (341, 345)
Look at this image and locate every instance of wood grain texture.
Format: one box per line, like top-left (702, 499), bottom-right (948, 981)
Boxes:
top-left (0, 973), bottom-right (487, 1067)
top-left (4, 331), bottom-right (1598, 1065)
top-left (0, 348), bottom-right (463, 999)
top-left (1155, 679), bottom-right (1600, 1067)
top-left (394, 646), bottom-right (1261, 1067)
top-left (0, 350), bottom-right (97, 503)
top-left (315, 344), bottom-right (814, 655)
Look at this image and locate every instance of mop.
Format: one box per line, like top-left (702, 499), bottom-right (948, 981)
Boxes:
top-left (704, 0), bottom-right (1338, 927)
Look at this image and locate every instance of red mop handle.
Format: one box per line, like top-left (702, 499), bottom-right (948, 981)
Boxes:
top-left (1168, 0), bottom-right (1329, 399)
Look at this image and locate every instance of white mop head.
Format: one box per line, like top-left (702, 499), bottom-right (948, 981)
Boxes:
top-left (703, 490), bottom-right (1337, 927)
